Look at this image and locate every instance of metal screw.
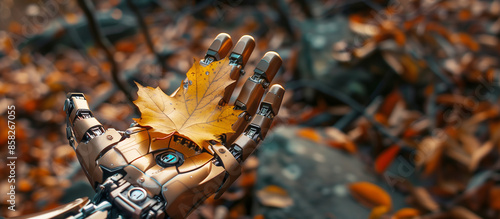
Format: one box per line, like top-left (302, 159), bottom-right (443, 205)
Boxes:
top-left (138, 178), bottom-right (145, 183)
top-left (218, 148), bottom-right (225, 154)
top-left (107, 135), bottom-right (113, 140)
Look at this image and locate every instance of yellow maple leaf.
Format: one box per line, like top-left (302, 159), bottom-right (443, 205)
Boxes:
top-left (133, 57), bottom-right (242, 149)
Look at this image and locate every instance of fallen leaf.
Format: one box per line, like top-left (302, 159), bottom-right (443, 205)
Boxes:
top-left (369, 205), bottom-right (390, 219)
top-left (415, 137), bottom-right (444, 167)
top-left (449, 33), bottom-right (480, 51)
top-left (400, 55), bottom-right (419, 83)
top-left (133, 57), bottom-right (242, 149)
top-left (379, 90), bottom-right (402, 117)
top-left (324, 127), bottom-right (357, 153)
top-left (411, 187), bottom-right (439, 212)
top-left (375, 145), bottom-right (401, 174)
top-left (459, 133), bottom-right (481, 156)
top-left (253, 215), bottom-right (265, 219)
top-left (392, 208), bottom-right (420, 219)
top-left (256, 185), bottom-right (294, 208)
top-left (448, 206), bottom-right (481, 219)
top-left (349, 14), bottom-right (379, 36)
top-left (297, 128), bottom-right (322, 143)
top-left (469, 141), bottom-right (493, 171)
top-left (423, 145), bottom-right (443, 176)
top-left (349, 182), bottom-right (392, 210)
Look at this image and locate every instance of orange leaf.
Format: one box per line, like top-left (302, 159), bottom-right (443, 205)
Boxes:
top-left (400, 55), bottom-right (419, 83)
top-left (392, 208), bottom-right (420, 219)
top-left (370, 205), bottom-right (390, 219)
top-left (297, 128), bottom-right (322, 143)
top-left (423, 145), bottom-right (443, 176)
top-left (393, 30), bottom-right (406, 46)
top-left (425, 22), bottom-right (450, 38)
top-left (8, 22), bottom-right (23, 35)
top-left (374, 113), bottom-right (389, 126)
top-left (133, 57), bottom-right (242, 150)
top-left (402, 128), bottom-right (419, 138)
top-left (375, 145), bottom-right (400, 174)
top-left (458, 10), bottom-right (472, 21)
top-left (349, 182), bottom-right (392, 210)
top-left (18, 179), bottom-right (33, 192)
top-left (379, 90), bottom-right (402, 116)
top-left (449, 33), bottom-right (479, 51)
top-left (116, 41), bottom-right (137, 53)
top-left (326, 140), bottom-right (357, 154)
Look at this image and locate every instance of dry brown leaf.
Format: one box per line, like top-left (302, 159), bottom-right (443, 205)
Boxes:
top-left (375, 145), bottom-right (400, 174)
top-left (349, 182), bottom-right (392, 210)
top-left (382, 52), bottom-right (404, 75)
top-left (392, 208), bottom-right (420, 219)
top-left (349, 15), bottom-right (379, 36)
top-left (324, 127), bottom-right (357, 153)
top-left (448, 206), bottom-right (481, 219)
top-left (133, 57), bottom-right (241, 149)
top-left (256, 185), bottom-right (294, 208)
top-left (469, 141), bottom-right (493, 171)
top-left (459, 133), bottom-right (481, 155)
top-left (489, 186), bottom-right (500, 210)
top-left (400, 55), bottom-right (419, 83)
top-left (411, 187), bottom-right (439, 212)
top-left (446, 141), bottom-right (472, 167)
top-left (423, 145), bottom-right (443, 176)
top-left (353, 41), bottom-right (377, 58)
top-left (415, 137), bottom-right (445, 167)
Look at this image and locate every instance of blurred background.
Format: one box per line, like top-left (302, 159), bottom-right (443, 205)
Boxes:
top-left (1, 0), bottom-right (500, 218)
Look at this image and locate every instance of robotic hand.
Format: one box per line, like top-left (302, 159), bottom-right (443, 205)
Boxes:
top-left (61, 33), bottom-right (284, 219)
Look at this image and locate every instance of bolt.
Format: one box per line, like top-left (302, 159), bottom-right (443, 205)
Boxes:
top-left (218, 148), bottom-right (226, 154)
top-left (138, 177), bottom-right (145, 183)
top-left (107, 135), bottom-right (113, 140)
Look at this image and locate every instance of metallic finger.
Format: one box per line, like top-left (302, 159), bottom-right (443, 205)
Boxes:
top-left (64, 93), bottom-right (122, 184)
top-left (230, 84), bottom-right (285, 162)
top-left (201, 33), bottom-right (233, 65)
top-left (227, 52), bottom-right (282, 144)
top-left (234, 51), bottom-right (282, 113)
top-left (219, 35), bottom-right (256, 105)
top-left (228, 35), bottom-right (255, 69)
top-left (64, 93), bottom-right (105, 146)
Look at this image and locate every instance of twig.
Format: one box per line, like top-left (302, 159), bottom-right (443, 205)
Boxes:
top-left (76, 0), bottom-right (135, 106)
top-left (126, 0), bottom-right (168, 77)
